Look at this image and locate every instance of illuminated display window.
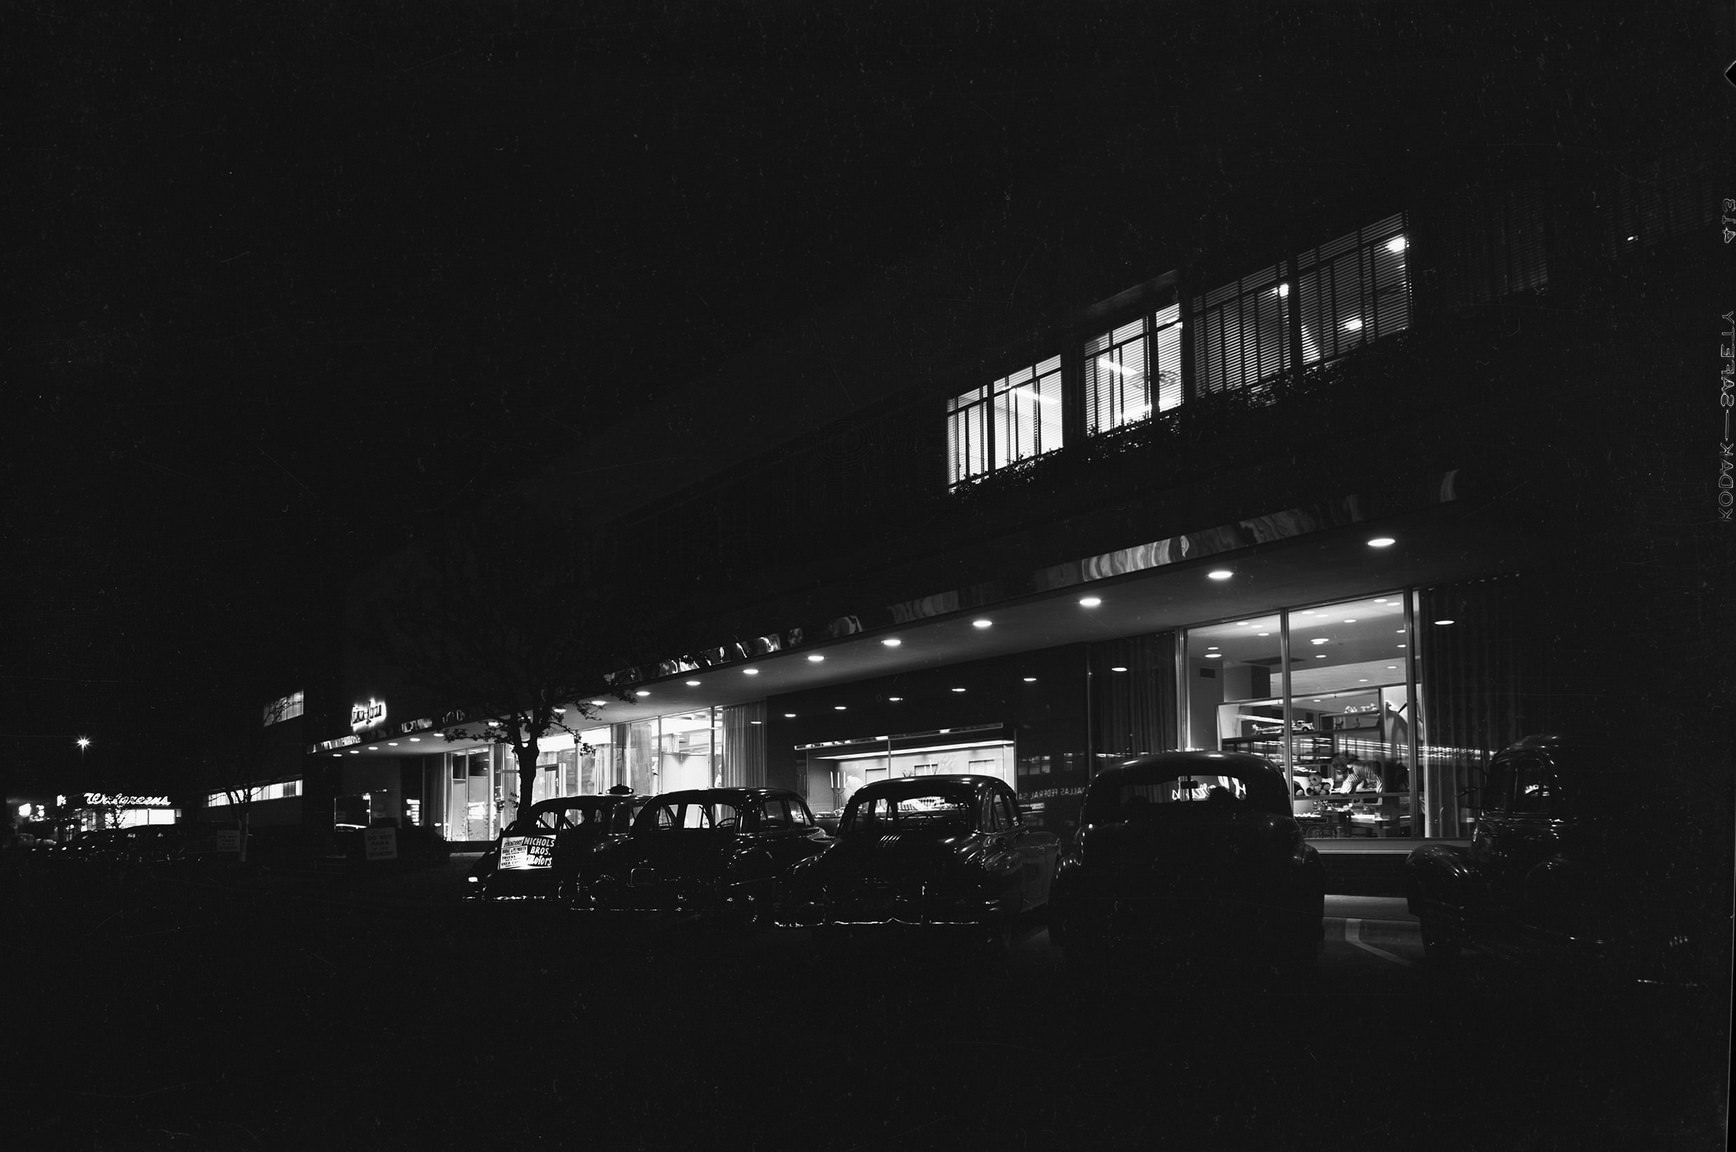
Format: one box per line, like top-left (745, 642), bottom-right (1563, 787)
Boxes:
top-left (947, 354), bottom-right (1064, 489)
top-left (1084, 305), bottom-right (1182, 434)
top-left (1294, 213), bottom-right (1410, 366)
top-left (207, 777), bottom-right (303, 808)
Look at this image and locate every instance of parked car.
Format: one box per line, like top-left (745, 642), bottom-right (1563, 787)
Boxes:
top-left (776, 774), bottom-right (1059, 949)
top-left (1405, 733), bottom-right (1726, 994)
top-left (577, 788), bottom-right (830, 926)
top-left (468, 793), bottom-right (645, 900)
top-left (1048, 750), bottom-right (1326, 974)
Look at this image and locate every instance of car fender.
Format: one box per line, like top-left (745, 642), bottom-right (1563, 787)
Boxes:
top-left (1405, 843), bottom-right (1484, 915)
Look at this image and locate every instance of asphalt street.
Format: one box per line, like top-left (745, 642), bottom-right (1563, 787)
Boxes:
top-left (4, 857), bottom-right (1726, 1151)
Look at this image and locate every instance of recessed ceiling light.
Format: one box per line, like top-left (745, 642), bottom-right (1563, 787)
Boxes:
top-left (1386, 666), bottom-right (1398, 670)
top-left (1397, 643), bottom-right (1407, 648)
top-left (1079, 597), bottom-right (1102, 607)
top-left (743, 668), bottom-right (760, 675)
top-left (1396, 629), bottom-right (1406, 633)
top-left (1208, 569), bottom-right (1233, 581)
top-left (888, 696), bottom-right (903, 702)
top-left (834, 705), bottom-right (847, 711)
top-left (1374, 598), bottom-right (1388, 604)
top-left (1311, 638), bottom-right (1328, 646)
top-left (635, 690), bottom-right (651, 697)
top-left (1342, 618), bottom-right (1358, 623)
top-left (1433, 619), bottom-right (1456, 626)
top-left (349, 749), bottom-right (360, 755)
top-left (1204, 653), bottom-right (1223, 659)
top-left (972, 619), bottom-right (992, 629)
top-left (1235, 621), bottom-right (1250, 627)
top-left (1367, 537), bottom-right (1395, 548)
top-left (881, 638), bottom-right (902, 648)
top-left (333, 753), bottom-right (343, 758)
top-left (591, 700), bottom-right (608, 707)
top-left (951, 687), bottom-right (967, 693)
top-left (806, 655), bottom-right (824, 663)
top-left (1110, 666), bottom-right (1128, 672)
top-left (388, 742), bottom-right (399, 747)
top-left (1022, 677), bottom-right (1037, 683)
top-left (750, 720), bottom-right (762, 725)
top-left (686, 679), bottom-right (702, 686)
top-left (1315, 654), bottom-right (1327, 659)
top-left (1358, 679), bottom-right (1369, 683)
top-left (366, 746), bottom-right (377, 752)
top-left (408, 737), bottom-right (420, 742)
top-left (784, 713), bottom-right (796, 718)
top-left (1257, 631), bottom-right (1271, 637)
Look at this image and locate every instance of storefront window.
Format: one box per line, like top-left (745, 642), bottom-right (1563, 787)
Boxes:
top-left (798, 726), bottom-right (1016, 821)
top-left (1283, 594), bottom-right (1415, 839)
top-left (658, 710), bottom-right (719, 791)
top-left (1184, 593), bottom-right (1420, 840)
top-left (1183, 613), bottom-right (1284, 761)
top-left (444, 748), bottom-right (496, 842)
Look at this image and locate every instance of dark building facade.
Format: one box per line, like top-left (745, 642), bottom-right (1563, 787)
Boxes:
top-left (289, 144), bottom-right (1727, 861)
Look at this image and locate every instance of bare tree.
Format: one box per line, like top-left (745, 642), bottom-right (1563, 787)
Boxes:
top-left (356, 494), bottom-right (663, 830)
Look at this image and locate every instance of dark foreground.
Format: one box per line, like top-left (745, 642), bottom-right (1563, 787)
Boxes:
top-left (3, 858), bottom-right (1727, 1151)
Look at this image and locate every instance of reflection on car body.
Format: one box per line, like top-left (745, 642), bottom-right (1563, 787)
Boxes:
top-left (1049, 750), bottom-right (1326, 974)
top-left (469, 794), bottom-right (645, 901)
top-left (1406, 733), bottom-right (1726, 996)
top-left (776, 774), bottom-right (1058, 946)
top-left (578, 788), bottom-right (830, 926)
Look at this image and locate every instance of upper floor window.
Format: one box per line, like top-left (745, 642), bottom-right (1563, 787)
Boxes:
top-left (1192, 262), bottom-right (1291, 394)
top-left (1084, 305), bottom-right (1183, 434)
top-left (946, 354), bottom-right (1064, 488)
top-left (1295, 213), bottom-right (1411, 365)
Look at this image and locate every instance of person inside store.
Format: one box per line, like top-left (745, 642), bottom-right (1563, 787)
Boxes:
top-left (1348, 758), bottom-right (1384, 793)
top-left (1328, 756), bottom-right (1356, 794)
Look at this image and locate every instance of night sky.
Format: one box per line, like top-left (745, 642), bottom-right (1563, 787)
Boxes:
top-left (3, 2), bottom-right (1712, 797)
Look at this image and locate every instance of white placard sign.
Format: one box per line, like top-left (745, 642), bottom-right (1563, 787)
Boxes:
top-left (364, 826), bottom-right (398, 861)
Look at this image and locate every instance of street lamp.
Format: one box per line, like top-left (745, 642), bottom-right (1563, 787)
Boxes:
top-left (76, 736), bottom-right (90, 763)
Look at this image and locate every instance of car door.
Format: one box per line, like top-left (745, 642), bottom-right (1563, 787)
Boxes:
top-left (996, 785), bottom-right (1060, 911)
top-left (977, 786), bottom-right (1025, 911)
top-left (756, 795), bottom-right (828, 878)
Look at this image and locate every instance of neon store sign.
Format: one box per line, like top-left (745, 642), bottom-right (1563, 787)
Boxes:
top-left (350, 697), bottom-right (389, 732)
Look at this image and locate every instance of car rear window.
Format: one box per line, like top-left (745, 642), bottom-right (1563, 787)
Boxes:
top-left (1087, 772), bottom-right (1284, 821)
top-left (843, 792), bottom-right (972, 835)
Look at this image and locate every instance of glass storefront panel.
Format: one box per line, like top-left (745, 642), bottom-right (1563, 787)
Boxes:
top-left (1184, 593), bottom-right (1423, 840)
top-left (444, 748), bottom-right (496, 842)
top-left (658, 709), bottom-right (719, 792)
top-left (798, 726), bottom-right (1016, 821)
top-left (1282, 594), bottom-right (1415, 838)
top-left (1183, 612), bottom-right (1284, 761)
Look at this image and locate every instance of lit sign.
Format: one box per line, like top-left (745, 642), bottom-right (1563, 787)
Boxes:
top-left (350, 697), bottom-right (388, 731)
top-left (84, 793), bottom-right (172, 808)
top-left (1343, 703), bottom-right (1380, 714)
top-left (263, 690), bottom-right (306, 727)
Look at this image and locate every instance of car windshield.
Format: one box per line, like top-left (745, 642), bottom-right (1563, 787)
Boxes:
top-left (842, 791), bottom-right (973, 835)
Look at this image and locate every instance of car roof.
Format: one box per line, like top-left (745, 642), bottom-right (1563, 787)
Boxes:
top-left (529, 794), bottom-right (641, 812)
top-left (1090, 750), bottom-right (1292, 810)
top-left (850, 774), bottom-right (1005, 798)
top-left (648, 788), bottom-right (803, 804)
